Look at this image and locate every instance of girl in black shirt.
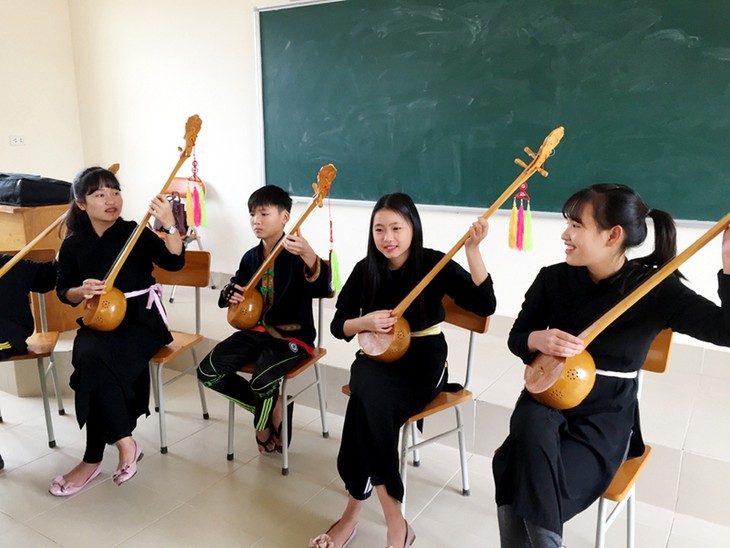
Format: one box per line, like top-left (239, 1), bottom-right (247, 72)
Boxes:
top-left (493, 184), bottom-right (730, 547)
top-left (311, 193), bottom-right (496, 548)
top-left (49, 167), bottom-right (184, 496)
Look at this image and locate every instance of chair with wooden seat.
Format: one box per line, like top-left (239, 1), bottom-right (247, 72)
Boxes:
top-left (226, 297), bottom-right (330, 475)
top-left (342, 295), bottom-right (490, 514)
top-left (149, 249), bottom-right (211, 454)
top-left (0, 251), bottom-right (66, 449)
top-left (595, 328), bottom-right (672, 548)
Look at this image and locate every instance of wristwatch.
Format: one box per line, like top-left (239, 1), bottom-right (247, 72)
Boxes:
top-left (160, 225), bottom-right (178, 234)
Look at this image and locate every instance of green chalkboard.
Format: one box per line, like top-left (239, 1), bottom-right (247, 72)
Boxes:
top-left (260, 0), bottom-right (729, 221)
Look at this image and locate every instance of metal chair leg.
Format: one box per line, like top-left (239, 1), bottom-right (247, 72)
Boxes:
top-left (455, 405), bottom-right (470, 496)
top-left (411, 422), bottom-right (420, 466)
top-left (227, 400), bottom-right (235, 460)
top-left (595, 498), bottom-right (608, 548)
top-left (156, 362), bottom-right (168, 453)
top-left (281, 379), bottom-right (290, 476)
top-left (399, 424), bottom-right (410, 515)
top-left (150, 364), bottom-right (160, 411)
top-left (36, 357), bottom-right (56, 448)
top-left (314, 361), bottom-right (329, 438)
top-left (48, 354), bottom-right (65, 415)
top-left (197, 381), bottom-right (209, 420)
top-left (627, 488), bottom-right (636, 548)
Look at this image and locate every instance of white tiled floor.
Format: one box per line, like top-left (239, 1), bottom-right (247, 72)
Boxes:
top-left (2, 282), bottom-right (730, 547)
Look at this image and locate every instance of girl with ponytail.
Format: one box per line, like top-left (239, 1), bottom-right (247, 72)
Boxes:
top-left (493, 183), bottom-right (730, 547)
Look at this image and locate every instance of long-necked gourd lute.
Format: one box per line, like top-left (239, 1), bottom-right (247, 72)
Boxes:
top-left (227, 164), bottom-right (336, 330)
top-left (525, 211), bottom-right (730, 409)
top-left (358, 126), bottom-right (565, 362)
top-left (82, 117), bottom-right (201, 331)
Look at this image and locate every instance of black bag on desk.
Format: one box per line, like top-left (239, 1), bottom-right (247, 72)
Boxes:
top-left (0, 173), bottom-right (71, 206)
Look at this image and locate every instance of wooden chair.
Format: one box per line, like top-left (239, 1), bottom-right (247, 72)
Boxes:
top-left (149, 250), bottom-right (211, 454)
top-left (595, 328), bottom-right (672, 548)
top-left (0, 248), bottom-right (65, 448)
top-left (226, 297), bottom-right (330, 475)
top-left (342, 295), bottom-right (490, 514)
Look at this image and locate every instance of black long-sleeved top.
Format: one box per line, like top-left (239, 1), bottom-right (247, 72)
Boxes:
top-left (225, 238), bottom-right (332, 348)
top-left (57, 219), bottom-right (185, 335)
top-left (331, 248), bottom-right (496, 340)
top-left (494, 262), bottom-right (730, 534)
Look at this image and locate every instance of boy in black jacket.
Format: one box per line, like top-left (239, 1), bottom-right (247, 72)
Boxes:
top-left (198, 186), bottom-right (331, 453)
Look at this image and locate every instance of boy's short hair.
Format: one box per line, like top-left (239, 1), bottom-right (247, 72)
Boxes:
top-left (248, 185), bottom-right (292, 213)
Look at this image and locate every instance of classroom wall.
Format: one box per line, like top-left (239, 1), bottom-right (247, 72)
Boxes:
top-left (0, 0), bottom-right (84, 179)
top-left (3, 0), bottom-right (730, 530)
top-left (64, 0), bottom-right (727, 328)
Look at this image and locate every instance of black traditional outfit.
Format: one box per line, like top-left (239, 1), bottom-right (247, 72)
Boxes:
top-left (198, 238), bottom-right (332, 432)
top-left (493, 262), bottom-right (730, 537)
top-left (57, 219), bottom-right (183, 461)
top-left (0, 254), bottom-right (57, 358)
top-left (331, 248), bottom-right (496, 502)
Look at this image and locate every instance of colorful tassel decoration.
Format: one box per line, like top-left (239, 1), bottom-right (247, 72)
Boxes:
top-left (508, 183), bottom-right (534, 252)
top-left (186, 181), bottom-right (194, 228)
top-left (329, 247), bottom-right (343, 294)
top-left (192, 184), bottom-right (202, 226)
top-left (516, 201), bottom-right (525, 250)
top-left (197, 183), bottom-right (208, 227)
top-left (508, 198), bottom-right (518, 249)
top-left (523, 202), bottom-right (533, 251)
top-left (328, 206), bottom-right (342, 294)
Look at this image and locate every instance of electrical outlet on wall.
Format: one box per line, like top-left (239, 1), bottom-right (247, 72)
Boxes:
top-left (9, 135), bottom-right (26, 146)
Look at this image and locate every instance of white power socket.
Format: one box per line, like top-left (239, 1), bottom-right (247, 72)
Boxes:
top-left (9, 135), bottom-right (26, 146)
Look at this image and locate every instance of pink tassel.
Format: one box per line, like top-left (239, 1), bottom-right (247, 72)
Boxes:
top-left (193, 185), bottom-right (202, 226)
top-left (186, 182), bottom-right (194, 228)
top-left (516, 202), bottom-right (525, 250)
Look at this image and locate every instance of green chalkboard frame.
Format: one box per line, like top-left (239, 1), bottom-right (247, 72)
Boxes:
top-left (258, 0), bottom-right (729, 221)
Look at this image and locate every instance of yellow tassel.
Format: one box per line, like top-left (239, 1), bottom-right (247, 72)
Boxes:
top-left (508, 199), bottom-right (518, 249)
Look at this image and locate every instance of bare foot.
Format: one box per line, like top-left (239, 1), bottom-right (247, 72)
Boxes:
top-left (115, 436), bottom-right (139, 470)
top-left (385, 518), bottom-right (407, 548)
top-left (311, 518), bottom-right (358, 548)
top-left (57, 461), bottom-right (100, 487)
top-left (255, 427), bottom-right (277, 453)
top-left (270, 396), bottom-right (284, 446)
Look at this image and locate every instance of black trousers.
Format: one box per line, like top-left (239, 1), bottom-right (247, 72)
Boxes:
top-left (82, 384), bottom-right (137, 463)
top-left (337, 335), bottom-right (447, 502)
top-left (197, 330), bottom-right (307, 430)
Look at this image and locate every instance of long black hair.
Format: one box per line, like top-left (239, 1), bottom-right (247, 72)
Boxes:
top-left (65, 167), bottom-right (121, 235)
top-left (364, 193), bottom-right (424, 309)
top-left (562, 183), bottom-right (681, 281)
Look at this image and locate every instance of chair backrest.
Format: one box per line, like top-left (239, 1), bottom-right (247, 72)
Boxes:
top-left (164, 176), bottom-right (206, 197)
top-left (637, 328), bottom-right (672, 400)
top-left (442, 295), bottom-right (490, 390)
top-left (315, 291), bottom-right (337, 348)
top-left (153, 250), bottom-right (211, 335)
top-left (152, 250), bottom-right (210, 287)
top-left (442, 295), bottom-right (490, 333)
top-left (642, 328), bottom-right (672, 374)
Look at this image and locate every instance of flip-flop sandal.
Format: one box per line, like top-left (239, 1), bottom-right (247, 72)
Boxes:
top-left (255, 430), bottom-right (277, 453)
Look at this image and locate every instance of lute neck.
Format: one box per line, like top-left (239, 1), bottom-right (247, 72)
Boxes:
top-left (579, 211), bottom-right (730, 347)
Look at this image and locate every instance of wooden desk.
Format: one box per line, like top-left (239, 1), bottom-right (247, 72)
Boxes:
top-left (0, 203), bottom-right (78, 332)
